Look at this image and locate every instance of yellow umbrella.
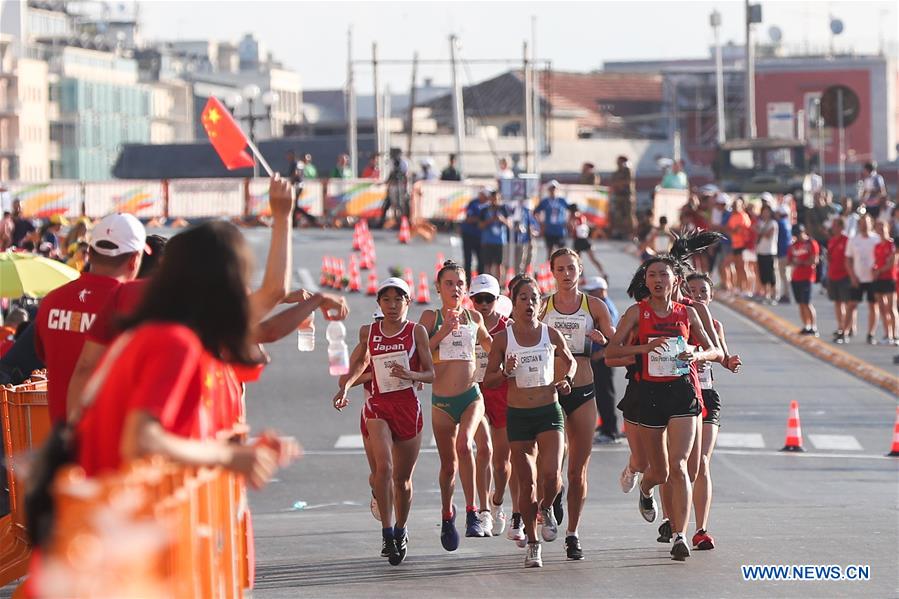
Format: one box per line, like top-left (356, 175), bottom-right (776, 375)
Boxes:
top-left (0, 252), bottom-right (80, 298)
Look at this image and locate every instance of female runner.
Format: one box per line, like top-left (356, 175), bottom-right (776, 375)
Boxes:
top-left (605, 257), bottom-right (721, 561)
top-left (541, 248), bottom-right (615, 560)
top-left (334, 278), bottom-right (434, 565)
top-left (419, 261), bottom-right (492, 548)
top-left (484, 275), bottom-right (576, 568)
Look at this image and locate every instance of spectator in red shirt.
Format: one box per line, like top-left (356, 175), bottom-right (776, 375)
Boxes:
top-left (34, 213), bottom-right (146, 423)
top-left (871, 220), bottom-right (897, 344)
top-left (826, 217), bottom-right (852, 344)
top-left (787, 224), bottom-right (820, 336)
top-left (76, 220), bottom-right (297, 480)
top-left (0, 308), bottom-right (28, 357)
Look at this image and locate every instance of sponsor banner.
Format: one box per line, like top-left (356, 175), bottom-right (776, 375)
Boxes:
top-left (167, 178), bottom-right (243, 218)
top-left (562, 184), bottom-right (610, 227)
top-left (326, 179), bottom-right (387, 218)
top-left (8, 182), bottom-right (81, 218)
top-left (248, 178), bottom-right (324, 217)
top-left (84, 180), bottom-right (164, 218)
top-left (416, 179), bottom-right (495, 221)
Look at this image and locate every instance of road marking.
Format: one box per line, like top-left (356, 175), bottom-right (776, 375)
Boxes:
top-left (808, 434), bottom-right (863, 451)
top-left (296, 268), bottom-right (319, 293)
top-left (334, 434), bottom-right (365, 449)
top-left (716, 432), bottom-right (766, 449)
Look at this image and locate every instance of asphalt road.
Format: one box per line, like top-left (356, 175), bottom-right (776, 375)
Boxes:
top-left (237, 228), bottom-right (898, 598)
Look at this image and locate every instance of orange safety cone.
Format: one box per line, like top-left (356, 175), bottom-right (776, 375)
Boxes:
top-left (365, 271), bottom-right (379, 296)
top-left (352, 221), bottom-right (362, 251)
top-left (334, 259), bottom-right (346, 290)
top-left (320, 256), bottom-right (329, 286)
top-left (887, 407), bottom-right (899, 457)
top-left (398, 216), bottom-right (412, 244)
top-left (416, 272), bottom-right (431, 304)
top-left (780, 400), bottom-right (805, 452)
top-left (403, 267), bottom-right (414, 292)
top-left (434, 252), bottom-right (445, 281)
top-left (348, 256), bottom-right (362, 293)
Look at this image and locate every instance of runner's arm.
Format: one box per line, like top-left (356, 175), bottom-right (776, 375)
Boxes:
top-left (604, 305), bottom-right (666, 359)
top-left (337, 325), bottom-right (372, 394)
top-left (691, 301), bottom-right (722, 358)
top-left (410, 323), bottom-right (435, 384)
top-left (548, 326), bottom-right (577, 384)
top-left (685, 307), bottom-right (722, 363)
top-left (482, 331), bottom-right (508, 389)
top-left (587, 295), bottom-right (616, 341)
top-left (338, 342), bottom-right (371, 389)
top-left (471, 310), bottom-right (493, 352)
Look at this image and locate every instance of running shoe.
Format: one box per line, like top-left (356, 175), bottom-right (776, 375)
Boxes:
top-left (593, 432), bottom-right (621, 445)
top-left (370, 492), bottom-right (380, 521)
top-left (507, 512), bottom-right (526, 547)
top-left (524, 542), bottom-right (543, 568)
top-left (657, 519), bottom-right (672, 543)
top-left (619, 465), bottom-right (637, 493)
top-left (638, 480), bottom-right (657, 523)
top-left (671, 536), bottom-right (691, 561)
top-left (692, 529), bottom-right (715, 550)
top-left (465, 509), bottom-right (486, 537)
top-left (440, 506), bottom-right (460, 551)
top-left (383, 536), bottom-right (400, 562)
top-left (477, 510), bottom-right (494, 537)
top-left (540, 506), bottom-right (558, 542)
top-left (552, 486), bottom-right (565, 526)
top-left (391, 530), bottom-right (408, 566)
top-left (867, 334), bottom-right (877, 345)
top-left (565, 535), bottom-right (584, 560)
top-left (492, 504), bottom-right (507, 536)
top-left (380, 538), bottom-right (390, 557)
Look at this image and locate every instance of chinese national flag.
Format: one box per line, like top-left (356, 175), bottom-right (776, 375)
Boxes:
top-left (201, 97), bottom-right (255, 170)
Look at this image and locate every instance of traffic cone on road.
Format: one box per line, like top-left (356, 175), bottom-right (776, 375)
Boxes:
top-left (416, 272), bottom-right (431, 304)
top-left (366, 271), bottom-right (378, 296)
top-left (887, 407), bottom-right (899, 457)
top-left (334, 259), bottom-right (346, 290)
top-left (434, 252), bottom-right (445, 281)
top-left (780, 400), bottom-right (805, 452)
top-left (320, 256), bottom-right (330, 287)
top-left (352, 221), bottom-right (363, 251)
top-left (348, 256), bottom-right (361, 293)
top-left (403, 268), bottom-right (414, 292)
top-left (398, 216), bottom-right (412, 244)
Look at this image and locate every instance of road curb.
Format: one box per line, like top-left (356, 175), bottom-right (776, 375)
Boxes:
top-left (717, 295), bottom-right (899, 396)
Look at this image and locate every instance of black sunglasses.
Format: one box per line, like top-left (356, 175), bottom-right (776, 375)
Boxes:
top-left (472, 294), bottom-right (497, 304)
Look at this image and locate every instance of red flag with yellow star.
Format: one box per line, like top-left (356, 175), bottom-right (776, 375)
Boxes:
top-left (201, 97), bottom-right (255, 170)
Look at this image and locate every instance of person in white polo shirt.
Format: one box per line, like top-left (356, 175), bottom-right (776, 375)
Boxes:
top-left (845, 213), bottom-right (882, 344)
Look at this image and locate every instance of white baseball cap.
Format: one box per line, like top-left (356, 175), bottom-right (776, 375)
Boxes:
top-left (547, 179), bottom-right (560, 188)
top-left (376, 277), bottom-right (411, 296)
top-left (469, 274), bottom-right (501, 297)
top-left (582, 276), bottom-right (608, 291)
top-left (372, 308), bottom-right (384, 320)
top-left (90, 213), bottom-right (147, 257)
top-left (759, 192), bottom-right (775, 203)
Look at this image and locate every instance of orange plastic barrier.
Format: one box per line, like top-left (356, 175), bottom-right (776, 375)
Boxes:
top-left (33, 449), bottom-right (249, 597)
top-left (1, 375), bottom-right (51, 588)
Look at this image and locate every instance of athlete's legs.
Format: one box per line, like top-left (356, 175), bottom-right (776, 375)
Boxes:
top-left (363, 433), bottom-right (376, 493)
top-left (665, 417), bottom-right (697, 537)
top-left (638, 426), bottom-right (668, 491)
top-left (474, 419), bottom-right (493, 510)
top-left (565, 399), bottom-right (597, 534)
top-left (624, 420), bottom-right (647, 473)
top-left (457, 399), bottom-right (486, 508)
top-left (366, 419), bottom-right (396, 526)
top-left (512, 440), bottom-right (539, 542)
top-left (490, 425), bottom-right (513, 509)
top-left (391, 432), bottom-right (423, 530)
top-left (432, 407), bottom-right (459, 516)
top-left (693, 422), bottom-right (719, 532)
top-left (536, 429), bottom-right (564, 514)
top-left (688, 415), bottom-right (702, 482)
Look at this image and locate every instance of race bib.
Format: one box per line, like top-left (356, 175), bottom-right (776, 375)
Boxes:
top-left (439, 326), bottom-right (474, 361)
top-left (546, 313), bottom-right (588, 355)
top-left (513, 346), bottom-right (553, 388)
top-left (647, 337), bottom-right (690, 378)
top-left (372, 351), bottom-right (413, 393)
top-left (474, 345), bottom-right (488, 383)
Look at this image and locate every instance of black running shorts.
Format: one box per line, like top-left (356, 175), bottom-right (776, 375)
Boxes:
top-left (637, 377), bottom-right (700, 429)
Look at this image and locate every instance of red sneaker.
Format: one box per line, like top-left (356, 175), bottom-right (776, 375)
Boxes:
top-left (692, 530), bottom-right (715, 550)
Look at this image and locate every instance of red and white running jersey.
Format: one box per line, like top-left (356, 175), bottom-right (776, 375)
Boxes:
top-left (637, 300), bottom-right (690, 383)
top-left (367, 320), bottom-right (420, 401)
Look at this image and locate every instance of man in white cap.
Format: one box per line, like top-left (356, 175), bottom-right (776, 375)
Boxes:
top-left (536, 180), bottom-right (569, 260)
top-left (34, 213), bottom-right (146, 424)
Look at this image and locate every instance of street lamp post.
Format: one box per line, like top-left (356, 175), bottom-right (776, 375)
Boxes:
top-left (225, 84), bottom-right (280, 178)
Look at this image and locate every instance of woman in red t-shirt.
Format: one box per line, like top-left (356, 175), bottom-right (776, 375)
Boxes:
top-left (605, 256), bottom-right (720, 561)
top-left (77, 221), bottom-right (297, 482)
top-left (871, 220), bottom-right (898, 344)
top-left (786, 224), bottom-right (820, 336)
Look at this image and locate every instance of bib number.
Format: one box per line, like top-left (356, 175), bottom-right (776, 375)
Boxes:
top-left (513, 346), bottom-right (553, 388)
top-left (372, 351), bottom-right (413, 393)
top-left (474, 345), bottom-right (488, 383)
top-left (547, 313), bottom-right (587, 355)
top-left (647, 337), bottom-right (690, 378)
top-left (439, 326), bottom-right (474, 361)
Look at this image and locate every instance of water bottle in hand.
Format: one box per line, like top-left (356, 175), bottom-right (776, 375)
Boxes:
top-left (297, 313), bottom-right (315, 352)
top-left (326, 319), bottom-right (349, 376)
top-left (674, 335), bottom-right (689, 375)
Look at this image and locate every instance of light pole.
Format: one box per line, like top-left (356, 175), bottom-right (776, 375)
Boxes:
top-left (225, 84), bottom-right (280, 178)
top-left (710, 9), bottom-right (726, 144)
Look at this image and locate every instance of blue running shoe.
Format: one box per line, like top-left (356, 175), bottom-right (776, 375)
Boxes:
top-left (465, 509), bottom-right (486, 537)
top-left (440, 506), bottom-right (459, 551)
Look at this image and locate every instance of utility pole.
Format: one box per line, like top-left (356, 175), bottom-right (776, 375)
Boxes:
top-left (372, 42), bottom-right (381, 171)
top-left (406, 52), bottom-right (418, 161)
top-left (711, 10), bottom-right (726, 144)
top-left (531, 15), bottom-right (541, 177)
top-left (449, 35), bottom-right (464, 176)
top-left (523, 41), bottom-right (532, 173)
top-left (346, 27), bottom-right (357, 175)
top-left (745, 0), bottom-right (758, 139)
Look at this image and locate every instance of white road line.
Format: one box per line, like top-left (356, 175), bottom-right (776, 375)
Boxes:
top-left (296, 267), bottom-right (319, 293)
top-left (808, 434), bottom-right (863, 451)
top-left (334, 434), bottom-right (365, 449)
top-left (716, 432), bottom-right (766, 449)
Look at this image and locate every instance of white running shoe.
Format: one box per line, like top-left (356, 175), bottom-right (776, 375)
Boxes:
top-left (507, 513), bottom-right (527, 547)
top-left (492, 504), bottom-right (507, 536)
top-left (370, 493), bottom-right (380, 521)
top-left (478, 510), bottom-right (494, 537)
top-left (524, 542), bottom-right (543, 568)
top-left (619, 465), bottom-right (637, 494)
top-left (540, 507), bottom-right (558, 542)
top-left (637, 476), bottom-right (657, 523)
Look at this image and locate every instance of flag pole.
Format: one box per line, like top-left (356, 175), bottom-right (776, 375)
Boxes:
top-left (245, 138), bottom-right (274, 177)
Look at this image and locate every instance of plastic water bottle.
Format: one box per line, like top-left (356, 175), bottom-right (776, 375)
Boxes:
top-left (674, 335), bottom-right (689, 375)
top-left (326, 319), bottom-right (349, 376)
top-left (297, 313), bottom-right (315, 352)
